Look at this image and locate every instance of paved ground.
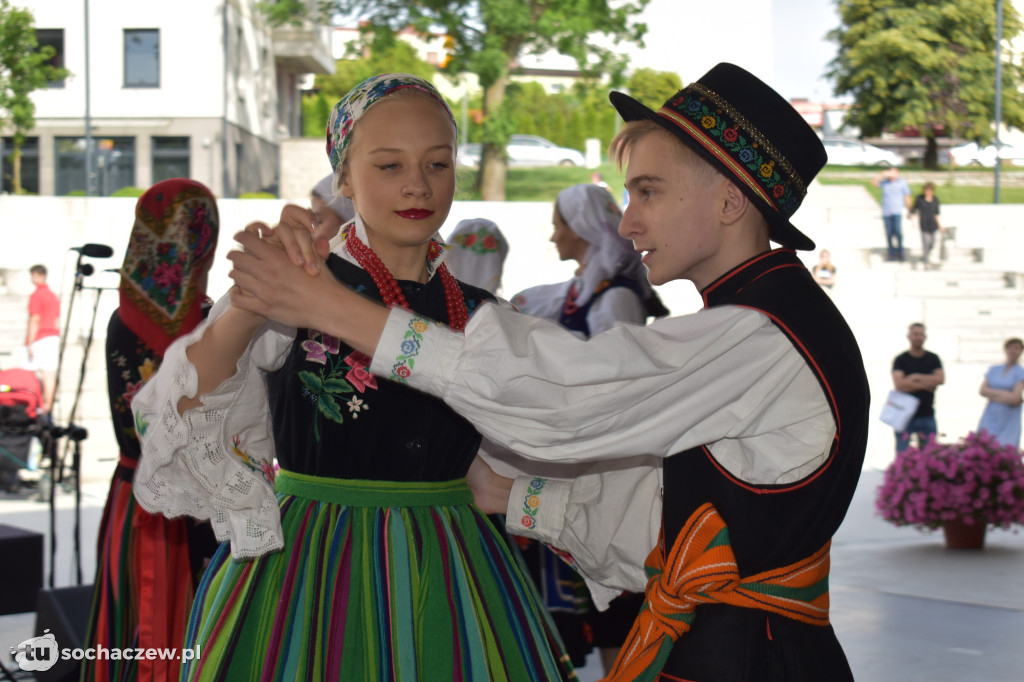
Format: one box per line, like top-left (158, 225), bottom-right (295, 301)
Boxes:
top-left (1, 181), bottom-right (1023, 680)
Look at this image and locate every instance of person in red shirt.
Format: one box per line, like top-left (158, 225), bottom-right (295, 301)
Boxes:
top-left (25, 264), bottom-right (60, 412)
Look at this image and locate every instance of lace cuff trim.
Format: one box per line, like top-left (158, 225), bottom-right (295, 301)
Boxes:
top-left (132, 307), bottom-right (286, 558)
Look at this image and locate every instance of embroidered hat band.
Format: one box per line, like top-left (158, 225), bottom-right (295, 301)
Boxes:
top-left (611, 63), bottom-right (826, 251)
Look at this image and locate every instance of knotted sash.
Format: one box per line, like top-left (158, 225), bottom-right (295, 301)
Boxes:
top-left (602, 503), bottom-right (831, 682)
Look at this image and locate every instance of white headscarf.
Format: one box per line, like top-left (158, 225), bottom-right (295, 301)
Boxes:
top-left (312, 173), bottom-right (355, 224)
top-left (444, 218), bottom-right (509, 295)
top-left (556, 184), bottom-right (651, 305)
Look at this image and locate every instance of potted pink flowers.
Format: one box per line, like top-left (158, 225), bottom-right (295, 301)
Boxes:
top-left (875, 431), bottom-right (1024, 548)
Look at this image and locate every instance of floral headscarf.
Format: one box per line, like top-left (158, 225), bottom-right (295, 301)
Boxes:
top-left (119, 178), bottom-right (219, 356)
top-left (325, 73), bottom-right (456, 177)
top-left (556, 183), bottom-right (651, 305)
top-left (444, 219), bottom-right (509, 295)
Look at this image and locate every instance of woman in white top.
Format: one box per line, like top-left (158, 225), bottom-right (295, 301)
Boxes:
top-left (512, 183), bottom-right (667, 336)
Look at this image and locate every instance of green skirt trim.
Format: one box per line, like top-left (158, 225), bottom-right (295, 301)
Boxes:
top-left (274, 469), bottom-right (474, 507)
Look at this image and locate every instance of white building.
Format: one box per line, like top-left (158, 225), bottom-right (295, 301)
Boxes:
top-left (2, 0), bottom-right (333, 197)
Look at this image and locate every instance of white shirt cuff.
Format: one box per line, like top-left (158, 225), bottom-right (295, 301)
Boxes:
top-left (504, 475), bottom-right (571, 542)
top-left (369, 306), bottom-right (461, 396)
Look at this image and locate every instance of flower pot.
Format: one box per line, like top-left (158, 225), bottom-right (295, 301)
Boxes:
top-left (942, 520), bottom-right (986, 549)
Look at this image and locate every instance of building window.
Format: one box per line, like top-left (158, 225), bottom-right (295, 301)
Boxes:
top-left (56, 136), bottom-right (136, 196)
top-left (235, 27), bottom-right (245, 103)
top-left (2, 137), bottom-right (40, 194)
top-left (124, 29), bottom-right (159, 88)
top-left (152, 137), bottom-right (190, 183)
top-left (36, 29), bottom-right (65, 88)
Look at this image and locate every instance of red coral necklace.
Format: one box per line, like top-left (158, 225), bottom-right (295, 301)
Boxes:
top-left (344, 224), bottom-right (469, 332)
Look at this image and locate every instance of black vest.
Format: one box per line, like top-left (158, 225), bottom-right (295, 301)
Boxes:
top-left (661, 249), bottom-right (869, 681)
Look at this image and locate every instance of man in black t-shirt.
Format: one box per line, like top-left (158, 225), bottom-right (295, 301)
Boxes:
top-left (891, 322), bottom-right (944, 452)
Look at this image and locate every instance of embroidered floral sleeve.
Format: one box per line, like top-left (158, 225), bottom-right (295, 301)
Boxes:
top-left (503, 464), bottom-right (662, 611)
top-left (389, 315), bottom-right (434, 383)
top-left (520, 477), bottom-right (547, 530)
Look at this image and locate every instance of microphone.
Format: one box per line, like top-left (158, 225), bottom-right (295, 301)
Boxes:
top-left (78, 263), bottom-right (95, 277)
top-left (70, 243), bottom-right (114, 258)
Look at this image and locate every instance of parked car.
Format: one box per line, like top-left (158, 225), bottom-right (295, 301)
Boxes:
top-left (822, 138), bottom-right (905, 167)
top-left (457, 134), bottom-right (586, 168)
top-left (948, 141), bottom-right (1024, 167)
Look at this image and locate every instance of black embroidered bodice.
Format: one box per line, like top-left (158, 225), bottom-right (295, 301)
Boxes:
top-left (266, 255), bottom-right (494, 481)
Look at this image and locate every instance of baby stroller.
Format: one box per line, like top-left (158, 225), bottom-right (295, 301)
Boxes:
top-left (0, 367), bottom-right (43, 493)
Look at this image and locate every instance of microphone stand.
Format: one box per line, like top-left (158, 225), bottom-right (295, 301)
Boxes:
top-left (56, 282), bottom-right (110, 585)
top-left (42, 421), bottom-right (87, 588)
top-left (44, 423), bottom-right (57, 588)
top-left (39, 253), bottom-right (86, 589)
top-left (46, 251), bottom-right (106, 587)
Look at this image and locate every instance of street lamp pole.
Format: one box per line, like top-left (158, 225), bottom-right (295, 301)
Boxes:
top-left (994, 0), bottom-right (1003, 204)
top-left (84, 0), bottom-right (93, 197)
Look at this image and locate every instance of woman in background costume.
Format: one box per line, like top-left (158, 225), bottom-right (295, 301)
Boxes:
top-left (83, 178), bottom-right (220, 681)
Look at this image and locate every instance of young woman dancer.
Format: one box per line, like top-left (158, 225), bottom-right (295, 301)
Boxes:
top-left (83, 178), bottom-right (220, 681)
top-left (131, 74), bottom-right (571, 681)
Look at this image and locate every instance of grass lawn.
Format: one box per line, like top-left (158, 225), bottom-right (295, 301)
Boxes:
top-left (455, 163), bottom-right (626, 202)
top-left (456, 162), bottom-right (1024, 203)
top-left (818, 175), bottom-right (1024, 204)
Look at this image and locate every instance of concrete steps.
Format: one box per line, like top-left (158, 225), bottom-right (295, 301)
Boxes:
top-left (848, 237), bottom-right (1024, 365)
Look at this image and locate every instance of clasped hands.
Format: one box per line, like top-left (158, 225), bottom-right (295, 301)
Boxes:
top-left (227, 205), bottom-right (336, 329)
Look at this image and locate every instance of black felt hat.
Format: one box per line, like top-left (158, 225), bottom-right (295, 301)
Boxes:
top-left (610, 63), bottom-right (825, 251)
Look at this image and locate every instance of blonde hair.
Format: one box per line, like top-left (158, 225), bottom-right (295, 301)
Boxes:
top-left (610, 120), bottom-right (720, 186)
top-left (610, 120), bottom-right (771, 230)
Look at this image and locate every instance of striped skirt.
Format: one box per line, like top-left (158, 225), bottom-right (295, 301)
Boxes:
top-left (182, 471), bottom-right (573, 681)
top-left (82, 460), bottom-right (200, 682)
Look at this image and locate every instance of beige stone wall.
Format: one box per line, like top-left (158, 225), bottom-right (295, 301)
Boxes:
top-left (279, 138), bottom-right (333, 203)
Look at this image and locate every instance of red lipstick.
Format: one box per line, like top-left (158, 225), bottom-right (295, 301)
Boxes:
top-left (395, 209), bottom-right (434, 220)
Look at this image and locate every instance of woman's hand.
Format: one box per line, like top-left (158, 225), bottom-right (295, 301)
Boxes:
top-left (466, 455), bottom-right (515, 515)
top-left (229, 222), bottom-right (277, 324)
top-left (228, 228), bottom-right (337, 330)
top-left (273, 204), bottom-right (333, 275)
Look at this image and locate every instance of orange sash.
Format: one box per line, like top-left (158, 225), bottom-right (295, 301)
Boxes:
top-left (602, 503), bottom-right (831, 682)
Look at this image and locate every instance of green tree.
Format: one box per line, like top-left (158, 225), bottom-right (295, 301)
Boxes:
top-left (266, 0), bottom-right (648, 200)
top-left (626, 67), bottom-right (681, 110)
top-left (0, 0), bottom-right (68, 193)
top-left (496, 80), bottom-right (621, 159)
top-left (316, 39), bottom-right (437, 104)
top-left (829, 0), bottom-right (1024, 169)
top-left (303, 40), bottom-right (438, 138)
